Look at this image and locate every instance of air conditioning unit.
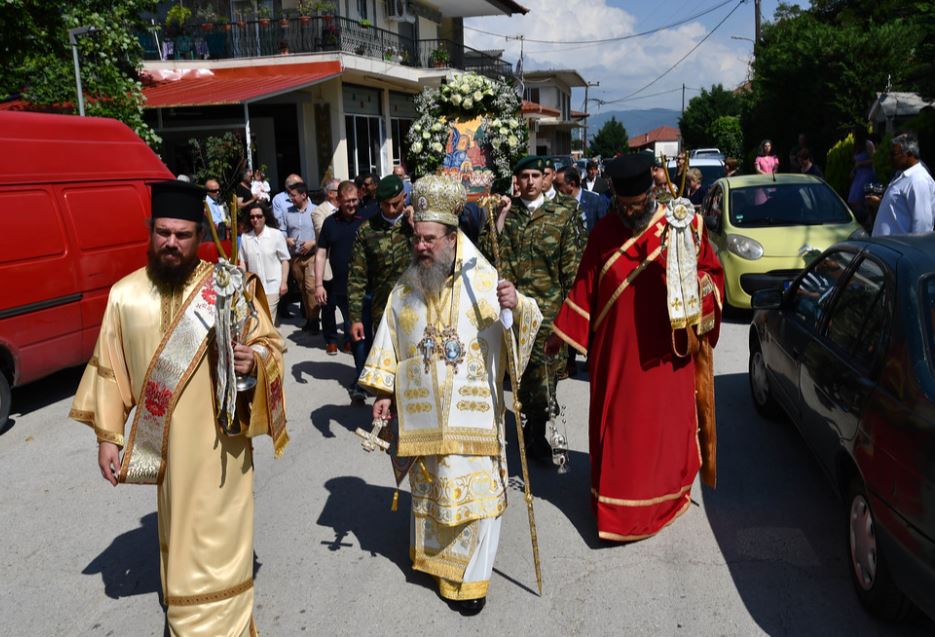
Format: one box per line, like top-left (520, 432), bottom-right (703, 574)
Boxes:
top-left (386, 0), bottom-right (415, 22)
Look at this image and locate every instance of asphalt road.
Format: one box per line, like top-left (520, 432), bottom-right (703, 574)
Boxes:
top-left (1, 312), bottom-right (932, 637)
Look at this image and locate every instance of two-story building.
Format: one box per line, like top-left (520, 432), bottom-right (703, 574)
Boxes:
top-left (141, 0), bottom-right (526, 188)
top-left (520, 69), bottom-right (587, 156)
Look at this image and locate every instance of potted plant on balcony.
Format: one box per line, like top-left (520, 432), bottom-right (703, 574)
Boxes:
top-left (217, 14), bottom-right (231, 31)
top-left (235, 10), bottom-right (246, 28)
top-left (279, 11), bottom-right (290, 28)
top-left (165, 2), bottom-right (192, 37)
top-left (430, 47), bottom-right (449, 69)
top-left (297, 0), bottom-right (315, 24)
top-left (359, 18), bottom-right (372, 28)
top-left (383, 46), bottom-right (396, 61)
top-left (197, 5), bottom-right (218, 31)
top-left (257, 5), bottom-right (272, 26)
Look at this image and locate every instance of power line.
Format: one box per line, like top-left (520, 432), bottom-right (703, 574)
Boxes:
top-left (596, 86), bottom-right (703, 107)
top-left (464, 0), bottom-right (736, 45)
top-left (598, 0), bottom-right (746, 105)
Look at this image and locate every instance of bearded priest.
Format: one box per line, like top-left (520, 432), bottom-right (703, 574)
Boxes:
top-left (546, 152), bottom-right (724, 543)
top-left (358, 175), bottom-right (542, 615)
top-left (70, 180), bottom-right (288, 636)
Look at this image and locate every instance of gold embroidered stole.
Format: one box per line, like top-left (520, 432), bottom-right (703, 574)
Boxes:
top-left (119, 268), bottom-right (217, 485)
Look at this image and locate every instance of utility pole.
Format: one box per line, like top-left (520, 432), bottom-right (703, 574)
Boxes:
top-left (68, 26), bottom-right (97, 117)
top-left (755, 0), bottom-right (761, 43)
top-left (681, 83), bottom-right (686, 117)
top-left (583, 80), bottom-right (599, 154)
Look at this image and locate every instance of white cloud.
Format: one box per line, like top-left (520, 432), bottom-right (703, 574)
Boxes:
top-left (465, 0), bottom-right (751, 113)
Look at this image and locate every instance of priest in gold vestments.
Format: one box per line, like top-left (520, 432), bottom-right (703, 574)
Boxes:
top-left (359, 176), bottom-right (541, 615)
top-left (69, 181), bottom-right (288, 637)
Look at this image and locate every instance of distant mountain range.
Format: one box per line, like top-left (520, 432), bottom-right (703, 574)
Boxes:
top-left (583, 108), bottom-right (681, 140)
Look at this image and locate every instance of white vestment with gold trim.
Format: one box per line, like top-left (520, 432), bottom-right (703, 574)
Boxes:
top-left (359, 232), bottom-right (540, 599)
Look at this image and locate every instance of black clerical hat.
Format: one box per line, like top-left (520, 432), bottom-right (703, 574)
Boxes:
top-left (603, 153), bottom-right (654, 197)
top-left (151, 180), bottom-right (208, 223)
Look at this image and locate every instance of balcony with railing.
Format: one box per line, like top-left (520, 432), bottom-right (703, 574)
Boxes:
top-left (139, 16), bottom-right (513, 79)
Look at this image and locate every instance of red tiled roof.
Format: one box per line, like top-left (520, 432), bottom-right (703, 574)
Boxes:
top-left (521, 99), bottom-right (560, 117)
top-left (141, 60), bottom-right (342, 108)
top-left (571, 109), bottom-right (588, 119)
top-left (628, 125), bottom-right (681, 147)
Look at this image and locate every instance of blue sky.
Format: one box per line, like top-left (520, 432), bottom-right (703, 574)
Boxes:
top-left (464, 0), bottom-right (799, 116)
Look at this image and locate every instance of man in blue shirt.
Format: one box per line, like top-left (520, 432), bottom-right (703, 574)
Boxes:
top-left (204, 178), bottom-right (229, 239)
top-left (284, 182), bottom-right (319, 332)
top-left (271, 173), bottom-right (303, 234)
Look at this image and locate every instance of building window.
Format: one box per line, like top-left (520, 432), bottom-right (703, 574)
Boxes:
top-left (523, 87), bottom-right (540, 104)
top-left (390, 118), bottom-right (413, 169)
top-left (346, 115), bottom-right (384, 177)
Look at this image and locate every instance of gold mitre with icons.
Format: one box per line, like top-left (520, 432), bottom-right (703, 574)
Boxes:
top-left (412, 175), bottom-right (466, 227)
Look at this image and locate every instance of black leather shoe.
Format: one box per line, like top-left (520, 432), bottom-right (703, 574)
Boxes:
top-left (278, 303), bottom-right (293, 319)
top-left (303, 320), bottom-right (321, 335)
top-left (455, 597), bottom-right (486, 616)
top-left (526, 435), bottom-right (554, 463)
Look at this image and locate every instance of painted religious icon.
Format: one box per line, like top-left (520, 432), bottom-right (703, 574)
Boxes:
top-left (442, 117), bottom-right (496, 200)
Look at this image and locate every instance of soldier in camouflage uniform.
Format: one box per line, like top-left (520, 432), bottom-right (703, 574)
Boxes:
top-left (479, 156), bottom-right (582, 459)
top-left (348, 175), bottom-right (413, 385)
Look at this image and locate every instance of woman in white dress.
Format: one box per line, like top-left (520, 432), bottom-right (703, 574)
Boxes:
top-left (239, 202), bottom-right (290, 324)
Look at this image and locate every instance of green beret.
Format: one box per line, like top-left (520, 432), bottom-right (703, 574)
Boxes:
top-left (513, 155), bottom-right (546, 175)
top-left (376, 175), bottom-right (404, 201)
top-left (543, 157), bottom-right (556, 170)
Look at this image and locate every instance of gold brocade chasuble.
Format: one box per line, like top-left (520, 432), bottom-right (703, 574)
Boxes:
top-left (359, 231), bottom-right (541, 457)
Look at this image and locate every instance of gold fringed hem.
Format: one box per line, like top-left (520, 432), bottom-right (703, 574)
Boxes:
top-left (597, 497), bottom-right (692, 542)
top-left (413, 555), bottom-right (470, 582)
top-left (551, 325), bottom-right (588, 356)
top-left (591, 483), bottom-right (692, 507)
top-left (437, 577), bottom-right (489, 600)
top-left (164, 577), bottom-right (253, 607)
top-left (397, 437), bottom-right (501, 458)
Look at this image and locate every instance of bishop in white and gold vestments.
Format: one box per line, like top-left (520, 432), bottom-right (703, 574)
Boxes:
top-left (69, 180), bottom-right (288, 637)
top-left (359, 176), bottom-right (541, 614)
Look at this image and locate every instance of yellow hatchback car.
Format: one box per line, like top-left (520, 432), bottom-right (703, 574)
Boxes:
top-left (701, 174), bottom-right (864, 309)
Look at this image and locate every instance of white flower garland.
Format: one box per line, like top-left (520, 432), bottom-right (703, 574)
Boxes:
top-left (406, 72), bottom-right (527, 179)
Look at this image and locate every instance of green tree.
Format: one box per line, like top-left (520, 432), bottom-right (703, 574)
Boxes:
top-left (742, 6), bottom-right (916, 165)
top-left (589, 117), bottom-right (629, 159)
top-left (708, 115), bottom-right (743, 160)
top-left (189, 133), bottom-right (247, 200)
top-left (678, 84), bottom-right (742, 150)
top-left (1, 0), bottom-right (160, 147)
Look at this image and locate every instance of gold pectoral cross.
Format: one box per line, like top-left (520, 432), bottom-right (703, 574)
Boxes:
top-left (417, 326), bottom-right (439, 373)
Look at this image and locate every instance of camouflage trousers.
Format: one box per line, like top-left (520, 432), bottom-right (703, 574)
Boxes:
top-left (519, 338), bottom-right (565, 425)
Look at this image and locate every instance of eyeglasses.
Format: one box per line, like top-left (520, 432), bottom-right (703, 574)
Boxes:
top-left (615, 192), bottom-right (650, 213)
top-left (207, 188), bottom-right (220, 193)
top-left (249, 214), bottom-right (264, 219)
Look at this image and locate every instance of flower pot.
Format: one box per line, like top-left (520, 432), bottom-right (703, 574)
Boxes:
top-left (259, 18), bottom-right (270, 26)
top-left (433, 60), bottom-right (447, 69)
top-left (279, 18), bottom-right (289, 27)
top-left (299, 15), bottom-right (311, 24)
top-left (223, 23), bottom-right (232, 31)
top-left (201, 22), bottom-right (214, 31)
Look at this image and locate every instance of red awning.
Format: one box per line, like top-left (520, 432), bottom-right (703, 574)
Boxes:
top-left (142, 60), bottom-right (342, 108)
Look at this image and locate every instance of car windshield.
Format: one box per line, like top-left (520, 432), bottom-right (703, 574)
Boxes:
top-left (729, 182), bottom-right (852, 227)
top-left (668, 164), bottom-right (724, 188)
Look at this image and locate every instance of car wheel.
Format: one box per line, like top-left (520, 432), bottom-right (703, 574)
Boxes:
top-left (0, 372), bottom-right (10, 430)
top-left (748, 337), bottom-right (781, 419)
top-left (847, 477), bottom-right (913, 620)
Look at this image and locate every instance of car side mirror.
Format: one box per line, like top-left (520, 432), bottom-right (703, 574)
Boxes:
top-left (751, 288), bottom-right (783, 310)
top-left (703, 214), bottom-right (721, 233)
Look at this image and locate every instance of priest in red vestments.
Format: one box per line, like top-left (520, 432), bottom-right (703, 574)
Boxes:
top-left (546, 152), bottom-right (724, 542)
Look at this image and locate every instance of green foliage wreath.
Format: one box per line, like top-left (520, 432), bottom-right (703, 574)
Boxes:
top-left (406, 72), bottom-right (527, 179)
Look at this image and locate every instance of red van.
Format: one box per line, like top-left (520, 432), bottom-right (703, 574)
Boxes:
top-left (0, 112), bottom-right (226, 425)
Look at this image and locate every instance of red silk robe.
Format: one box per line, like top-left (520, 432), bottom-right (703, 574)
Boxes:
top-left (552, 208), bottom-right (723, 541)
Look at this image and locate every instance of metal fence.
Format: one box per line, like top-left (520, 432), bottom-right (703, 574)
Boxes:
top-left (139, 17), bottom-right (512, 79)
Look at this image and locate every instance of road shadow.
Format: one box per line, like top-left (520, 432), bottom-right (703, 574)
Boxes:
top-left (291, 360), bottom-right (357, 387)
top-left (703, 372), bottom-right (935, 635)
top-left (8, 365), bottom-right (83, 423)
top-left (309, 401), bottom-right (370, 439)
top-left (82, 512), bottom-right (162, 601)
top-left (316, 476), bottom-right (435, 592)
top-left (82, 512), bottom-right (264, 606)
